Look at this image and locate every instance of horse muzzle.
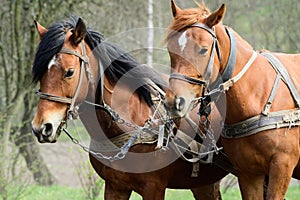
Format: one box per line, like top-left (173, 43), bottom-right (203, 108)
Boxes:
top-left (164, 93), bottom-right (190, 118)
top-left (31, 121), bottom-right (62, 143)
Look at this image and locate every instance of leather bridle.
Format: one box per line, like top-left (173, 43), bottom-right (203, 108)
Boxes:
top-left (169, 23), bottom-right (222, 89)
top-left (36, 42), bottom-right (92, 120)
top-left (168, 22), bottom-right (238, 103)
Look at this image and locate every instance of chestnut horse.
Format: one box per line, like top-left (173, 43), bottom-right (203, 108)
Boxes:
top-left (164, 1), bottom-right (300, 199)
top-left (31, 16), bottom-right (228, 199)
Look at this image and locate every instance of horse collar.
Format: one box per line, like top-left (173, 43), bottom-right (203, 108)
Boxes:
top-left (209, 27), bottom-right (236, 90)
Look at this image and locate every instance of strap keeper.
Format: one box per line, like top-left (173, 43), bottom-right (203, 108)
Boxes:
top-left (262, 102), bottom-right (272, 116)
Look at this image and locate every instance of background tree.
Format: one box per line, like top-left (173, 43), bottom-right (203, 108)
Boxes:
top-left (0, 0), bottom-right (89, 188)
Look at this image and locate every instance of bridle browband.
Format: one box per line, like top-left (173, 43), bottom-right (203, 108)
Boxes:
top-left (36, 42), bottom-right (91, 120)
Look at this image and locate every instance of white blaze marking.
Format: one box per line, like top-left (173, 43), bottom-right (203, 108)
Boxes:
top-left (178, 31), bottom-right (187, 53)
top-left (48, 56), bottom-right (57, 70)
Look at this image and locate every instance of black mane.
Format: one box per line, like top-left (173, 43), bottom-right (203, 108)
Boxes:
top-left (32, 16), bottom-right (167, 106)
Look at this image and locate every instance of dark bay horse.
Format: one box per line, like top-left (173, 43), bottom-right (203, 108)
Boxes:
top-left (164, 1), bottom-right (300, 199)
top-left (31, 16), bottom-right (228, 199)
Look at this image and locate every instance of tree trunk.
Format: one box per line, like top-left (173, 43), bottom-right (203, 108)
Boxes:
top-left (147, 0), bottom-right (154, 67)
top-left (13, 93), bottom-right (55, 186)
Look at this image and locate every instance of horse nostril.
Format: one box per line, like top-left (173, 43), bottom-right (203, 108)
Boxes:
top-left (174, 97), bottom-right (186, 111)
top-left (43, 123), bottom-right (53, 137)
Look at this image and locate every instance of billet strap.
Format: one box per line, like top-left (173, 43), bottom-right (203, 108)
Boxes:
top-left (212, 151), bottom-right (238, 176)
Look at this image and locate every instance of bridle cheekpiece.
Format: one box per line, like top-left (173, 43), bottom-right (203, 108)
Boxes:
top-left (36, 42), bottom-right (92, 121)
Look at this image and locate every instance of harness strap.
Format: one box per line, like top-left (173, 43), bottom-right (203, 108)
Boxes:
top-left (222, 109), bottom-right (300, 138)
top-left (219, 51), bottom-right (258, 92)
top-left (262, 73), bottom-right (281, 115)
top-left (262, 52), bottom-right (300, 107)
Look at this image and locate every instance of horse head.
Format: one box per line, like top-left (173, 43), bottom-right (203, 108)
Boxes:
top-left (31, 17), bottom-right (97, 143)
top-left (164, 0), bottom-right (228, 118)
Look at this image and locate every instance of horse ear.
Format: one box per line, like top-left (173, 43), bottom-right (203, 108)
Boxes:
top-left (34, 20), bottom-right (48, 40)
top-left (171, 0), bottom-right (182, 18)
top-left (70, 18), bottom-right (87, 46)
top-left (206, 4), bottom-right (226, 28)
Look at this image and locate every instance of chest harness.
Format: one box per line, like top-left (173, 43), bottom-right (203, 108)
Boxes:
top-left (169, 22), bottom-right (300, 139)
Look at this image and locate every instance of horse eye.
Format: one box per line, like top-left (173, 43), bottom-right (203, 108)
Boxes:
top-left (198, 48), bottom-right (208, 55)
top-left (64, 69), bottom-right (75, 78)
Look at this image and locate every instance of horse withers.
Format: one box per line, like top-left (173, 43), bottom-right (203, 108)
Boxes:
top-left (164, 0), bottom-right (300, 199)
top-left (31, 16), bottom-right (228, 199)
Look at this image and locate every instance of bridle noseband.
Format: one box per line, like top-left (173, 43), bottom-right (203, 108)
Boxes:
top-left (36, 42), bottom-right (92, 120)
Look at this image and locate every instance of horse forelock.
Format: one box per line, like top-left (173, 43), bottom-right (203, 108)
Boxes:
top-left (164, 2), bottom-right (210, 44)
top-left (32, 16), bottom-right (80, 84)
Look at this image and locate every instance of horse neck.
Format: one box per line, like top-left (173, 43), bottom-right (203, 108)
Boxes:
top-left (215, 25), bottom-right (254, 75)
top-left (216, 25), bottom-right (271, 124)
top-left (80, 63), bottom-right (152, 140)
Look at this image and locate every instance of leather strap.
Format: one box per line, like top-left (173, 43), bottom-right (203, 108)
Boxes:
top-left (222, 109), bottom-right (300, 138)
top-left (262, 73), bottom-right (281, 115)
top-left (262, 52), bottom-right (300, 107)
top-left (209, 27), bottom-right (236, 90)
top-left (169, 73), bottom-right (206, 85)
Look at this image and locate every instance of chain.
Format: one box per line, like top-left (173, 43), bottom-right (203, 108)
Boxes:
top-left (63, 126), bottom-right (143, 162)
top-left (64, 95), bottom-right (222, 163)
top-left (63, 97), bottom-right (176, 162)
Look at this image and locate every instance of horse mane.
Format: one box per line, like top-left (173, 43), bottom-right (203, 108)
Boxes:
top-left (164, 1), bottom-right (210, 44)
top-left (32, 16), bottom-right (167, 106)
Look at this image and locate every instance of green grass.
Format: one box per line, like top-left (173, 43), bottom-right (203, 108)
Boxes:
top-left (3, 185), bottom-right (300, 200)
